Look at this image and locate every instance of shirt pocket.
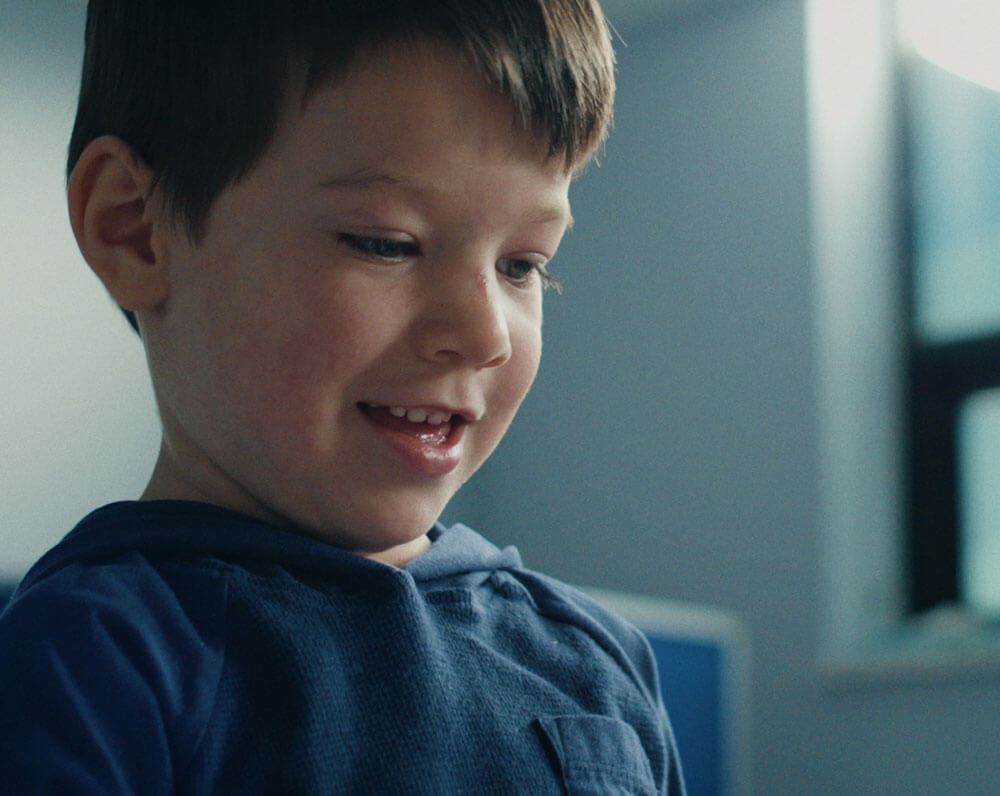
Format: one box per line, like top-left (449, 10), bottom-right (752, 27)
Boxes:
top-left (534, 715), bottom-right (658, 796)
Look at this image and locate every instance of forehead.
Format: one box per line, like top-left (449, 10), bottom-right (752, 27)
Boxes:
top-left (300, 37), bottom-right (579, 166)
top-left (261, 42), bottom-right (573, 224)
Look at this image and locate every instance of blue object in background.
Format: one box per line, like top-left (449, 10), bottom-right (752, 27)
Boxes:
top-left (649, 634), bottom-right (725, 796)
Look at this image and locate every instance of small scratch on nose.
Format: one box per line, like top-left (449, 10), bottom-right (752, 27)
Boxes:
top-left (474, 272), bottom-right (488, 291)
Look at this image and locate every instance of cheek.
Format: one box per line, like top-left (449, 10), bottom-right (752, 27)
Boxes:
top-left (204, 325), bottom-right (357, 473)
top-left (187, 287), bottom-right (355, 440)
top-left (234, 301), bottom-right (374, 408)
top-left (519, 322), bottom-right (543, 389)
top-left (499, 315), bottom-right (543, 415)
top-left (470, 319), bottom-right (540, 474)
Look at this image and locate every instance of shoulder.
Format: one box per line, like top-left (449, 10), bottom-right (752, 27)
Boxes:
top-left (4, 549), bottom-right (228, 654)
top-left (503, 567), bottom-right (664, 709)
top-left (0, 553), bottom-right (227, 790)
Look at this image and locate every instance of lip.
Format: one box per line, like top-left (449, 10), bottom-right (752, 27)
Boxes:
top-left (358, 402), bottom-right (468, 476)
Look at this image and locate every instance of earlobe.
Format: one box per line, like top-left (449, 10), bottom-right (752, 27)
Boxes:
top-left (67, 135), bottom-right (170, 313)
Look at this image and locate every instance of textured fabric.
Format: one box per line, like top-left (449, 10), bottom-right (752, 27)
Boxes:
top-left (0, 501), bottom-right (685, 794)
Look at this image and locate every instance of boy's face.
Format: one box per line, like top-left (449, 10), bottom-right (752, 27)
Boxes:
top-left (141, 44), bottom-right (572, 563)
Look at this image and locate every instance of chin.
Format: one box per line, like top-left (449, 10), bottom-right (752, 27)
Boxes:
top-left (298, 501), bottom-right (444, 552)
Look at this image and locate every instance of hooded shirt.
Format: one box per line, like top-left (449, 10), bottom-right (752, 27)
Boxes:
top-left (0, 500), bottom-right (684, 794)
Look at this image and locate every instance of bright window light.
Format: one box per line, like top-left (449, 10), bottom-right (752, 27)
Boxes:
top-left (898, 0), bottom-right (1000, 92)
top-left (958, 389), bottom-right (1000, 616)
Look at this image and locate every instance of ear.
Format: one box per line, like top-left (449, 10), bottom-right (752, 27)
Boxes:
top-left (67, 135), bottom-right (170, 314)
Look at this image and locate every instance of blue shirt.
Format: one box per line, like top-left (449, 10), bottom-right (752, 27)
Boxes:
top-left (0, 501), bottom-right (685, 794)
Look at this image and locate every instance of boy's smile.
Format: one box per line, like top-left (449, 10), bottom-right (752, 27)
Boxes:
top-left (137, 43), bottom-right (573, 565)
top-left (358, 403), bottom-right (471, 475)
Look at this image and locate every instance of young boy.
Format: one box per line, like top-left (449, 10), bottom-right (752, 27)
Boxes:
top-left (0, 1), bottom-right (685, 792)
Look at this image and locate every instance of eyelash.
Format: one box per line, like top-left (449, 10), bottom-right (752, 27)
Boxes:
top-left (498, 258), bottom-right (563, 292)
top-left (337, 233), bottom-right (562, 292)
top-left (337, 234), bottom-right (418, 262)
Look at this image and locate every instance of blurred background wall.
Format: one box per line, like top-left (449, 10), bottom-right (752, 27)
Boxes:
top-left (4, 0), bottom-right (1000, 793)
top-left (1, 0), bottom-right (160, 578)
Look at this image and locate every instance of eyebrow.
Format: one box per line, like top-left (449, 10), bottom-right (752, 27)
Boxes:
top-left (316, 168), bottom-right (574, 229)
top-left (317, 168), bottom-right (404, 191)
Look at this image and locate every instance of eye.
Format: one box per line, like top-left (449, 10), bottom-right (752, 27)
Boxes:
top-left (497, 257), bottom-right (562, 292)
top-left (338, 233), bottom-right (420, 262)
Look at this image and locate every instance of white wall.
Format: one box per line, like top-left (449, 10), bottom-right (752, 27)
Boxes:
top-left (1, 0), bottom-right (160, 578)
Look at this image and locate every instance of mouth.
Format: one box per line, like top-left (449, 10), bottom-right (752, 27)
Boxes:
top-left (358, 403), bottom-right (468, 446)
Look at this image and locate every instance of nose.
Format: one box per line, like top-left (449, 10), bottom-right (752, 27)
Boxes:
top-left (416, 268), bottom-right (513, 369)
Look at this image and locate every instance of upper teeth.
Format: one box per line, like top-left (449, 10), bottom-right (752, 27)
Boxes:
top-left (388, 406), bottom-right (452, 425)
